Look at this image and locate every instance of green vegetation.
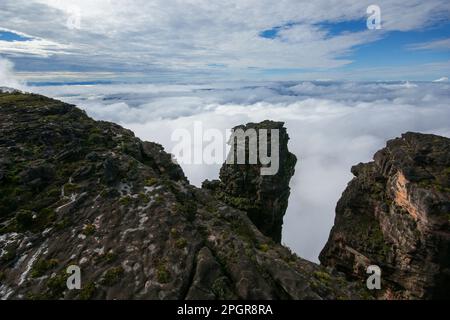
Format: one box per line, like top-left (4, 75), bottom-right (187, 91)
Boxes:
top-left (175, 238), bottom-right (187, 249)
top-left (28, 271), bottom-right (70, 299)
top-left (79, 282), bottom-right (96, 300)
top-left (259, 244), bottom-right (270, 252)
top-left (120, 141), bottom-right (140, 158)
top-left (170, 228), bottom-right (178, 237)
top-left (230, 219), bottom-right (256, 245)
top-left (64, 183), bottom-right (80, 194)
top-left (37, 208), bottom-right (56, 228)
top-left (170, 227), bottom-right (187, 249)
top-left (82, 224), bottom-right (96, 236)
top-left (96, 251), bottom-right (118, 264)
top-left (45, 272), bottom-right (68, 298)
top-left (444, 167), bottom-right (450, 176)
top-left (87, 133), bottom-right (104, 145)
top-left (15, 209), bottom-right (34, 231)
top-left (0, 207), bottom-right (57, 234)
top-left (145, 177), bottom-right (158, 186)
top-left (1, 249), bottom-right (16, 262)
top-left (154, 195), bottom-right (164, 205)
top-left (211, 277), bottom-right (233, 299)
top-left (313, 271), bottom-right (331, 285)
top-left (55, 217), bottom-right (70, 230)
top-left (368, 226), bottom-right (390, 258)
top-left (138, 192), bottom-right (150, 203)
top-left (219, 194), bottom-right (256, 211)
top-left (46, 188), bottom-right (61, 198)
top-left (30, 258), bottom-right (59, 278)
top-left (119, 196), bottom-right (132, 206)
top-left (174, 200), bottom-right (197, 221)
top-left (417, 178), bottom-right (450, 193)
top-left (156, 264), bottom-right (171, 283)
top-left (104, 251), bottom-right (118, 263)
top-left (101, 267), bottom-right (124, 286)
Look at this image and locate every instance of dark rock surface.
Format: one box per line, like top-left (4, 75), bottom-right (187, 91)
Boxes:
top-left (320, 132), bottom-right (450, 299)
top-left (0, 91), bottom-right (367, 300)
top-left (203, 121), bottom-right (297, 243)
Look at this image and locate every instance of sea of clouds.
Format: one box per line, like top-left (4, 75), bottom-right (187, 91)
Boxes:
top-left (11, 80), bottom-right (450, 262)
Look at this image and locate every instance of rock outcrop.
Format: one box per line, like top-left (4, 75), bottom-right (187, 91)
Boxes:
top-left (203, 121), bottom-right (297, 243)
top-left (0, 91), bottom-right (367, 300)
top-left (320, 132), bottom-right (450, 299)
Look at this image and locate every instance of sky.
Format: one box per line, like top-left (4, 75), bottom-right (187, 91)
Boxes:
top-left (0, 0), bottom-right (449, 82)
top-left (1, 1), bottom-right (450, 262)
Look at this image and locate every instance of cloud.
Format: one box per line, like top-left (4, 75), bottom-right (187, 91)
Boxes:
top-left (433, 76), bottom-right (448, 82)
top-left (1, 0), bottom-right (449, 78)
top-left (408, 37), bottom-right (450, 51)
top-left (0, 57), bottom-right (25, 89)
top-left (30, 80), bottom-right (450, 262)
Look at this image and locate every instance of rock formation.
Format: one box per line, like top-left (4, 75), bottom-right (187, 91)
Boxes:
top-left (320, 132), bottom-right (450, 299)
top-left (203, 121), bottom-right (297, 243)
top-left (0, 91), bottom-right (366, 300)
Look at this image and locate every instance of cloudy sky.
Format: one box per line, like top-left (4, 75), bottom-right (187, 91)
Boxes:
top-left (1, 1), bottom-right (450, 262)
top-left (0, 0), bottom-right (449, 82)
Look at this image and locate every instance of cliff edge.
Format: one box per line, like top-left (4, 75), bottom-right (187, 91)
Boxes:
top-left (320, 132), bottom-right (450, 299)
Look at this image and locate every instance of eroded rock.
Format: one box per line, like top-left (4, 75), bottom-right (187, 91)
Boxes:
top-left (320, 132), bottom-right (450, 299)
top-left (204, 121), bottom-right (297, 243)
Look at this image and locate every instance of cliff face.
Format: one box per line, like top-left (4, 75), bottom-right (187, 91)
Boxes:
top-left (0, 92), bottom-right (366, 300)
top-left (320, 133), bottom-right (450, 299)
top-left (203, 121), bottom-right (297, 243)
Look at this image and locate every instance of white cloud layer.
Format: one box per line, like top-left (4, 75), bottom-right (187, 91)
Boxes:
top-left (30, 79), bottom-right (450, 262)
top-left (0, 57), bottom-right (25, 89)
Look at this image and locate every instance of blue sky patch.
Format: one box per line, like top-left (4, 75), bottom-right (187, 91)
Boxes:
top-left (344, 21), bottom-right (450, 69)
top-left (316, 19), bottom-right (367, 37)
top-left (259, 22), bottom-right (297, 39)
top-left (0, 30), bottom-right (32, 42)
top-left (259, 20), bottom-right (367, 40)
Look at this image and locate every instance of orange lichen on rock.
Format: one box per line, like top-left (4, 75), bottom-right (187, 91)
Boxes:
top-left (392, 171), bottom-right (420, 220)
